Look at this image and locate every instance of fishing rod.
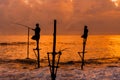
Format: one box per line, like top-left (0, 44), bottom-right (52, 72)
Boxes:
top-left (12, 22), bottom-right (33, 59)
top-left (12, 23), bottom-right (33, 30)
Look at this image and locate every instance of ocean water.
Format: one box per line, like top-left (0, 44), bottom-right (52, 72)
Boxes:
top-left (0, 35), bottom-right (120, 68)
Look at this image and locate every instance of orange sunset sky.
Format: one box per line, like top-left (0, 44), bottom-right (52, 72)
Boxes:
top-left (0, 0), bottom-right (120, 35)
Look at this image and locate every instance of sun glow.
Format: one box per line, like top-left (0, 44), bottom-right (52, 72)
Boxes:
top-left (24, 0), bottom-right (29, 5)
top-left (111, 0), bottom-right (119, 7)
top-left (23, 0), bottom-right (43, 7)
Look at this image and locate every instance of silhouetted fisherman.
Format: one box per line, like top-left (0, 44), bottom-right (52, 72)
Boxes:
top-left (81, 25), bottom-right (88, 40)
top-left (81, 25), bottom-right (88, 70)
top-left (31, 23), bottom-right (41, 49)
top-left (31, 23), bottom-right (41, 68)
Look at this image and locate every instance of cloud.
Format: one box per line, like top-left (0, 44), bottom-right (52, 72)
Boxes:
top-left (0, 0), bottom-right (120, 35)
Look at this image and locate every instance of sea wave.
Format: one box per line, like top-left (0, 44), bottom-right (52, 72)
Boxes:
top-left (0, 42), bottom-right (35, 46)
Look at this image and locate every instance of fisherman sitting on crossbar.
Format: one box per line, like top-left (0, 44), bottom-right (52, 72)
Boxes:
top-left (81, 25), bottom-right (88, 43)
top-left (31, 23), bottom-right (41, 49)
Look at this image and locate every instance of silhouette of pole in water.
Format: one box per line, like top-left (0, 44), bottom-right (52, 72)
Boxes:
top-left (51, 19), bottom-right (57, 80)
top-left (47, 20), bottom-right (68, 80)
top-left (47, 20), bottom-right (58, 80)
top-left (81, 25), bottom-right (88, 70)
top-left (32, 23), bottom-right (41, 68)
top-left (27, 27), bottom-right (30, 59)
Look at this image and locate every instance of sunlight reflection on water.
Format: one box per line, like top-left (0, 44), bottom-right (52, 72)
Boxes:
top-left (0, 35), bottom-right (120, 67)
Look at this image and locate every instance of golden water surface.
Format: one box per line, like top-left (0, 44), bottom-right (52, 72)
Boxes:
top-left (0, 35), bottom-right (120, 68)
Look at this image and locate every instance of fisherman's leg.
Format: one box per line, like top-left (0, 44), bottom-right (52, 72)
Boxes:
top-left (36, 40), bottom-right (39, 49)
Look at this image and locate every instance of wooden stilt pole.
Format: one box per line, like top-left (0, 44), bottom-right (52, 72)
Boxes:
top-left (81, 39), bottom-right (86, 70)
top-left (27, 27), bottom-right (30, 59)
top-left (51, 19), bottom-right (57, 80)
top-left (37, 40), bottom-right (40, 68)
top-left (48, 20), bottom-right (62, 80)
